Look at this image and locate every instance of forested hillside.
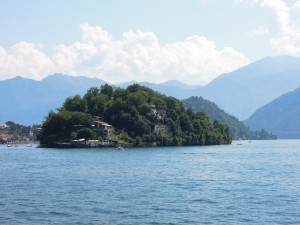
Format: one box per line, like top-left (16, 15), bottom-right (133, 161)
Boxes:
top-left (245, 87), bottom-right (300, 138)
top-left (39, 84), bottom-right (232, 147)
top-left (182, 96), bottom-right (276, 140)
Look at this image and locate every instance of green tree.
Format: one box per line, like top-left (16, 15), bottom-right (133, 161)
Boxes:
top-left (63, 95), bottom-right (87, 112)
top-left (77, 128), bottom-right (96, 139)
top-left (84, 87), bottom-right (100, 111)
top-left (39, 110), bottom-right (92, 146)
top-left (100, 84), bottom-right (114, 98)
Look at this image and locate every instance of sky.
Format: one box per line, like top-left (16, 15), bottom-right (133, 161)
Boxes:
top-left (0, 0), bottom-right (300, 85)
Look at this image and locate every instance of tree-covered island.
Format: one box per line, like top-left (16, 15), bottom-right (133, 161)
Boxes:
top-left (38, 84), bottom-right (232, 147)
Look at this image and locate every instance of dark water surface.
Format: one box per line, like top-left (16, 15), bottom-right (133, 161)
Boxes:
top-left (1, 140), bottom-right (300, 224)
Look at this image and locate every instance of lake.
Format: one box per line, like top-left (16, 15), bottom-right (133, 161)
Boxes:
top-left (0, 140), bottom-right (299, 224)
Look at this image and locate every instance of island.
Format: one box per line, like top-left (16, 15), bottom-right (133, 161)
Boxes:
top-left (37, 84), bottom-right (232, 148)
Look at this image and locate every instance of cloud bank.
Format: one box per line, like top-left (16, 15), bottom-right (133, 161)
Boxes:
top-left (0, 24), bottom-right (249, 84)
top-left (240, 0), bottom-right (300, 55)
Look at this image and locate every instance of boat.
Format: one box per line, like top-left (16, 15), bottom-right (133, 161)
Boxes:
top-left (26, 144), bottom-right (32, 147)
top-left (7, 144), bottom-right (12, 147)
top-left (116, 146), bottom-right (124, 151)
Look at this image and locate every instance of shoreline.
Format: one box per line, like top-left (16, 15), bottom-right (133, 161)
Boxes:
top-left (37, 141), bottom-right (230, 149)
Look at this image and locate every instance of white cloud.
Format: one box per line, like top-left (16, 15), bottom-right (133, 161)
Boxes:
top-left (294, 0), bottom-right (300, 9)
top-left (246, 25), bottom-right (269, 37)
top-left (261, 0), bottom-right (300, 55)
top-left (0, 24), bottom-right (250, 84)
top-left (0, 42), bottom-right (54, 80)
top-left (240, 0), bottom-right (300, 55)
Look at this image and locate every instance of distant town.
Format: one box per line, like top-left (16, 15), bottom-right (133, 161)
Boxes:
top-left (0, 122), bottom-right (39, 144)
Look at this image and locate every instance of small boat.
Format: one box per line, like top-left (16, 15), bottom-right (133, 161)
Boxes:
top-left (26, 144), bottom-right (32, 147)
top-left (116, 146), bottom-right (124, 151)
top-left (7, 144), bottom-right (12, 147)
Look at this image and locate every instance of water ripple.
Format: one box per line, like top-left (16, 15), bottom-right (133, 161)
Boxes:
top-left (0, 140), bottom-right (299, 224)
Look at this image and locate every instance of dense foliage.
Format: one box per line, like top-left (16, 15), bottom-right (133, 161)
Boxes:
top-left (182, 96), bottom-right (277, 140)
top-left (39, 84), bottom-right (232, 147)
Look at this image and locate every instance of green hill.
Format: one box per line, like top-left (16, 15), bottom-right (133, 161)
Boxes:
top-left (38, 84), bottom-right (232, 147)
top-left (245, 87), bottom-right (300, 139)
top-left (182, 96), bottom-right (276, 140)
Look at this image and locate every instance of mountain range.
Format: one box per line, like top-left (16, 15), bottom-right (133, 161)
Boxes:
top-left (118, 80), bottom-right (202, 99)
top-left (245, 87), bottom-right (300, 139)
top-left (0, 74), bottom-right (106, 125)
top-left (197, 55), bottom-right (300, 120)
top-left (118, 56), bottom-right (300, 120)
top-left (1, 55), bottom-right (300, 139)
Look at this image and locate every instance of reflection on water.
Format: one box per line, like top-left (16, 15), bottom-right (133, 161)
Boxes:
top-left (0, 140), bottom-right (299, 224)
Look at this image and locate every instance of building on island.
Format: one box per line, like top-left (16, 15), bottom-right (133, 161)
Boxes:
top-left (0, 134), bottom-right (8, 143)
top-left (0, 124), bottom-right (8, 129)
top-left (151, 105), bottom-right (166, 120)
top-left (154, 125), bottom-right (170, 133)
top-left (92, 116), bottom-right (114, 138)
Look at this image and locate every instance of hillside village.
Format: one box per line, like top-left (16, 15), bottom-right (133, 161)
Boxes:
top-left (0, 122), bottom-right (37, 144)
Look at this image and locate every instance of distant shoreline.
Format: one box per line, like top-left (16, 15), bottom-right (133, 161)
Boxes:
top-left (37, 141), bottom-right (230, 149)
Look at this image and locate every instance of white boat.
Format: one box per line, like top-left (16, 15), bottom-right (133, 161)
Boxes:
top-left (116, 146), bottom-right (124, 151)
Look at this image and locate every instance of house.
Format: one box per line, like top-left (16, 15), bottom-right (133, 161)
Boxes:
top-left (0, 124), bottom-right (8, 129)
top-left (0, 134), bottom-right (8, 143)
top-left (151, 105), bottom-right (166, 120)
top-left (71, 138), bottom-right (86, 147)
top-left (35, 127), bottom-right (43, 132)
top-left (92, 116), bottom-right (114, 138)
top-left (154, 125), bottom-right (170, 133)
top-left (86, 140), bottom-right (99, 147)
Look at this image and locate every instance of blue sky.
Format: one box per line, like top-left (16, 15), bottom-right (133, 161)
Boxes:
top-left (0, 0), bottom-right (300, 84)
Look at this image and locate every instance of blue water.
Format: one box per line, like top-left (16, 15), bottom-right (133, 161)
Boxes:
top-left (0, 140), bottom-right (300, 225)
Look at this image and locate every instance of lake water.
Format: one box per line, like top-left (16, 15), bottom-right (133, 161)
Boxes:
top-left (0, 140), bottom-right (299, 225)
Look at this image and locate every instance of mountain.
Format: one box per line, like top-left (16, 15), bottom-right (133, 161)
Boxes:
top-left (0, 74), bottom-right (106, 125)
top-left (118, 80), bottom-right (202, 99)
top-left (2, 55), bottom-right (300, 125)
top-left (244, 87), bottom-right (300, 139)
top-left (160, 80), bottom-right (202, 90)
top-left (117, 56), bottom-right (300, 120)
top-left (196, 56), bottom-right (300, 120)
top-left (182, 96), bottom-right (276, 140)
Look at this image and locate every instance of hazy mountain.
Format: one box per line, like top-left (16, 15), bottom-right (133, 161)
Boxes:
top-left (160, 80), bottom-right (202, 90)
top-left (118, 80), bottom-right (202, 99)
top-left (117, 56), bottom-right (300, 120)
top-left (0, 74), bottom-right (106, 125)
top-left (2, 55), bottom-right (300, 126)
top-left (196, 55), bottom-right (300, 120)
top-left (244, 87), bottom-right (300, 139)
top-left (182, 96), bottom-right (276, 140)
top-left (1, 75), bottom-right (201, 125)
